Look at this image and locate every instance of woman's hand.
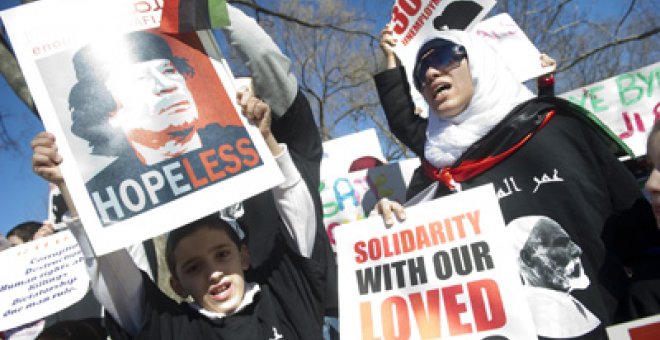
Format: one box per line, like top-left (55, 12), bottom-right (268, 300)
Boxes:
top-left (369, 197), bottom-right (407, 227)
top-left (380, 24), bottom-right (400, 70)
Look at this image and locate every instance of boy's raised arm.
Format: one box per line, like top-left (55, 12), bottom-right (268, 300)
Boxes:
top-left (237, 92), bottom-right (316, 257)
top-left (31, 131), bottom-right (144, 335)
top-left (223, 4), bottom-right (297, 117)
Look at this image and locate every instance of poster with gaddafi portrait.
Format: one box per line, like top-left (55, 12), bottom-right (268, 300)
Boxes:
top-left (334, 184), bottom-right (537, 339)
top-left (560, 62), bottom-right (660, 158)
top-left (1, 0), bottom-right (283, 255)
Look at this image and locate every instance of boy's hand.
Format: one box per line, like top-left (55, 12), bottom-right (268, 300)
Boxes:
top-left (31, 132), bottom-right (64, 185)
top-left (237, 90), bottom-right (272, 138)
top-left (237, 90), bottom-right (282, 156)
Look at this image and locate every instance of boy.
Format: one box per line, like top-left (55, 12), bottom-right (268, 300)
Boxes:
top-left (31, 92), bottom-right (327, 339)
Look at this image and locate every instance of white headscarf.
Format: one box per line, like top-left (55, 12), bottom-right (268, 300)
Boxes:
top-left (424, 30), bottom-right (534, 168)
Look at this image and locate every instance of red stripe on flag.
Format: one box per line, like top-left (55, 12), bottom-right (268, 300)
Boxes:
top-left (160, 0), bottom-right (182, 33)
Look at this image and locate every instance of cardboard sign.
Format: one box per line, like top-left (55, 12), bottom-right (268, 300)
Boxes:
top-left (607, 314), bottom-right (660, 340)
top-left (0, 231), bottom-right (89, 331)
top-left (560, 62), bottom-right (660, 157)
top-left (473, 13), bottom-right (550, 83)
top-left (335, 185), bottom-right (537, 339)
top-left (1, 0), bottom-right (283, 255)
top-left (321, 158), bottom-right (420, 247)
top-left (321, 129), bottom-right (386, 179)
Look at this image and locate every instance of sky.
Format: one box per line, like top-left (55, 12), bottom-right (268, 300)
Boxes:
top-left (1, 0), bottom-right (49, 237)
top-left (0, 0), bottom-right (638, 236)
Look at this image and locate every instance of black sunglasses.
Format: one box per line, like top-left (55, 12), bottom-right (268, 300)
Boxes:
top-left (413, 44), bottom-right (467, 90)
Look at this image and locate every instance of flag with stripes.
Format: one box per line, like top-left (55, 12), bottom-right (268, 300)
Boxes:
top-left (160, 0), bottom-right (230, 33)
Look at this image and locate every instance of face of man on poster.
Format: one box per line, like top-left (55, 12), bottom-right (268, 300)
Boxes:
top-left (104, 58), bottom-right (201, 165)
top-left (69, 31), bottom-right (202, 167)
top-left (517, 217), bottom-right (589, 292)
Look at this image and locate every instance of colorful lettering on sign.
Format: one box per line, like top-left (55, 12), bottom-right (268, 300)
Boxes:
top-left (392, 0), bottom-right (423, 34)
top-left (616, 67), bottom-right (659, 106)
top-left (617, 101), bottom-right (660, 139)
top-left (359, 279), bottom-right (506, 339)
top-left (91, 137), bottom-right (260, 223)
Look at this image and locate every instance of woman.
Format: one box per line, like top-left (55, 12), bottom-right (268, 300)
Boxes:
top-left (373, 29), bottom-right (660, 339)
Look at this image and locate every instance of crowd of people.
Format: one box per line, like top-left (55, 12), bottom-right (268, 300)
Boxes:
top-left (2, 3), bottom-right (660, 340)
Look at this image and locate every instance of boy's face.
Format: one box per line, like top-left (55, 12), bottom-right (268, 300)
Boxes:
top-left (170, 226), bottom-right (250, 315)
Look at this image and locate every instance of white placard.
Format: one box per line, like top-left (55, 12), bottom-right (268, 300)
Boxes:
top-left (1, 0), bottom-right (283, 255)
top-left (0, 231), bottom-right (89, 331)
top-left (473, 13), bottom-right (550, 83)
top-left (560, 62), bottom-right (660, 157)
top-left (321, 129), bottom-right (386, 179)
top-left (335, 185), bottom-right (537, 339)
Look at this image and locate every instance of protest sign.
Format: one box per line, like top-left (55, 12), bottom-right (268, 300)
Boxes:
top-left (0, 230), bottom-right (88, 331)
top-left (321, 129), bottom-right (386, 179)
top-left (389, 0), bottom-right (495, 118)
top-left (1, 0), bottom-right (282, 255)
top-left (607, 314), bottom-right (660, 340)
top-left (473, 13), bottom-right (551, 83)
top-left (560, 62), bottom-right (660, 157)
top-left (321, 158), bottom-right (420, 247)
top-left (335, 184), bottom-right (537, 339)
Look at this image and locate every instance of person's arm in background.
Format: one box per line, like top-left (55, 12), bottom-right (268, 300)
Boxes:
top-left (222, 3), bottom-right (320, 177)
top-left (31, 132), bottom-right (144, 336)
top-left (223, 5), bottom-right (297, 117)
top-left (373, 24), bottom-right (427, 158)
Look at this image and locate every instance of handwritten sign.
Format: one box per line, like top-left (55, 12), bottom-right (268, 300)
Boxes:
top-left (1, 0), bottom-right (282, 255)
top-left (321, 158), bottom-right (420, 248)
top-left (560, 62), bottom-right (660, 157)
top-left (335, 185), bottom-right (537, 339)
top-left (0, 231), bottom-right (89, 331)
top-left (473, 13), bottom-right (550, 83)
top-left (607, 314), bottom-right (660, 340)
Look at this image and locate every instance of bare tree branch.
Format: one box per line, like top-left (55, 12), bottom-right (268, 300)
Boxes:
top-left (615, 0), bottom-right (636, 37)
top-left (229, 0), bottom-right (378, 41)
top-left (557, 27), bottom-right (660, 72)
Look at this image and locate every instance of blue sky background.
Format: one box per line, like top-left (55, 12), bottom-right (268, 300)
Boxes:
top-left (0, 0), bottom-right (639, 236)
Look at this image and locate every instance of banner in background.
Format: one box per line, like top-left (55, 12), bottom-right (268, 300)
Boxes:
top-left (321, 158), bottom-right (420, 247)
top-left (560, 62), bottom-right (660, 157)
top-left (321, 129), bottom-right (386, 179)
top-left (335, 184), bottom-right (537, 339)
top-left (0, 230), bottom-right (88, 331)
